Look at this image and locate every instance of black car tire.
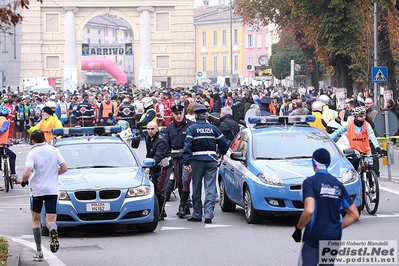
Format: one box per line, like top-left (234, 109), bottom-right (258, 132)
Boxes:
top-left (244, 187), bottom-right (263, 224)
top-left (136, 196), bottom-right (159, 233)
top-left (219, 179), bottom-right (236, 212)
top-left (41, 224), bottom-right (49, 236)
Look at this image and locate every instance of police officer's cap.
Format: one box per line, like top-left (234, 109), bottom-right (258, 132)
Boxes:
top-left (193, 105), bottom-right (208, 113)
top-left (260, 97), bottom-right (271, 105)
top-left (171, 105), bottom-right (184, 113)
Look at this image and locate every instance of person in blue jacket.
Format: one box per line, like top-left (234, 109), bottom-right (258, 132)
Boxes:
top-left (183, 105), bottom-right (229, 224)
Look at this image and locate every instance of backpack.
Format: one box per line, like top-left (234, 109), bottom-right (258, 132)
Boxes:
top-left (232, 102), bottom-right (245, 123)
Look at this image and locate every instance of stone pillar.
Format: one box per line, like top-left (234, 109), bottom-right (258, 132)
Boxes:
top-left (137, 6), bottom-right (154, 68)
top-left (62, 7), bottom-right (78, 65)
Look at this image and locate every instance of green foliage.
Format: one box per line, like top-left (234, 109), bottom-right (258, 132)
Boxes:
top-left (269, 35), bottom-right (305, 80)
top-left (0, 237), bottom-right (8, 265)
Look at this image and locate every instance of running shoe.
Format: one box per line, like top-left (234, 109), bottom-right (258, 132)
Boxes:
top-left (49, 229), bottom-right (59, 253)
top-left (33, 251), bottom-right (44, 261)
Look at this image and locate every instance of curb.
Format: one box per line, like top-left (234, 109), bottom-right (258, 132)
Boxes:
top-left (5, 237), bottom-right (19, 266)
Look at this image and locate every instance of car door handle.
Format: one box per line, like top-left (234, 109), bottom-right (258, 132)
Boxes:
top-left (230, 168), bottom-right (235, 172)
top-left (223, 162), bottom-right (227, 166)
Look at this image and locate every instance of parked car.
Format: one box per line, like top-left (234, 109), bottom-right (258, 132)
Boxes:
top-left (218, 115), bottom-right (362, 224)
top-left (40, 126), bottom-right (158, 235)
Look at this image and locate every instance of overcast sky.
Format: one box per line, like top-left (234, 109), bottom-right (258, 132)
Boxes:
top-left (194, 0), bottom-right (228, 8)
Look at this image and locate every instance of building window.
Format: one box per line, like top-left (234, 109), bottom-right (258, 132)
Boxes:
top-left (234, 55), bottom-right (239, 71)
top-left (45, 56), bottom-right (60, 69)
top-left (234, 29), bottom-right (238, 44)
top-left (202, 31), bottom-right (206, 46)
top-left (257, 34), bottom-right (262, 48)
top-left (213, 56), bottom-right (218, 75)
top-left (202, 57), bottom-right (207, 72)
top-left (245, 34), bottom-right (255, 48)
top-left (87, 38), bottom-right (90, 44)
top-left (248, 24), bottom-right (253, 31)
top-left (222, 30), bottom-right (227, 45)
top-left (99, 39), bottom-right (101, 44)
top-left (156, 12), bottom-right (170, 32)
top-left (213, 30), bottom-right (217, 45)
top-left (98, 30), bottom-right (101, 35)
top-left (87, 29), bottom-right (90, 34)
top-left (156, 55), bottom-right (170, 69)
top-left (45, 13), bottom-right (59, 33)
top-left (105, 29), bottom-right (108, 36)
top-left (222, 56), bottom-right (227, 74)
top-left (112, 29), bottom-right (115, 37)
top-left (248, 57), bottom-right (254, 71)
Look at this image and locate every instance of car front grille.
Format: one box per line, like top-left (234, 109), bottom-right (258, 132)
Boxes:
top-left (78, 212), bottom-right (119, 221)
top-left (100, 190), bottom-right (121, 199)
top-left (292, 201), bottom-right (304, 209)
top-left (75, 191), bottom-right (96, 200)
top-left (74, 190), bottom-right (121, 200)
top-left (290, 184), bottom-right (302, 190)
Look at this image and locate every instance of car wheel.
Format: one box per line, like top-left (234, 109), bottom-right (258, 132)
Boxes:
top-left (165, 172), bottom-right (176, 202)
top-left (244, 187), bottom-right (263, 224)
top-left (41, 224), bottom-right (49, 236)
top-left (219, 179), bottom-right (236, 212)
top-left (136, 196), bottom-right (159, 233)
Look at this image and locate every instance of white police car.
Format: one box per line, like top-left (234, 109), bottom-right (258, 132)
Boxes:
top-left (41, 126), bottom-right (158, 235)
top-left (218, 115), bottom-right (362, 224)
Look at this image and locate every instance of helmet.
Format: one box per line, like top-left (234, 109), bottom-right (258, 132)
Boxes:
top-left (0, 106), bottom-right (9, 116)
top-left (45, 101), bottom-right (57, 108)
top-left (318, 95), bottom-right (331, 105)
top-left (353, 106), bottom-right (366, 116)
top-left (141, 97), bottom-right (153, 108)
top-left (311, 101), bottom-right (324, 112)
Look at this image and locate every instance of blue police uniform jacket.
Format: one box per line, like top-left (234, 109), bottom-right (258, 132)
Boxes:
top-left (166, 118), bottom-right (194, 159)
top-left (183, 119), bottom-right (229, 165)
top-left (145, 131), bottom-right (170, 172)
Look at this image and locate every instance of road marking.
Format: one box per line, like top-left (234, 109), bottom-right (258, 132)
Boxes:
top-left (12, 237), bottom-right (66, 266)
top-left (360, 213), bottom-right (399, 219)
top-left (160, 226), bottom-right (190, 230)
top-left (380, 186), bottom-right (399, 195)
top-left (205, 224), bottom-right (233, 228)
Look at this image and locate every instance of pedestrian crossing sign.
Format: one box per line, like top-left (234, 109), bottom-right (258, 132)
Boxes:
top-left (372, 66), bottom-right (388, 83)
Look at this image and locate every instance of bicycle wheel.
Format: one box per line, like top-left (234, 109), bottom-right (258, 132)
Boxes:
top-left (360, 172), bottom-right (365, 211)
top-left (365, 170), bottom-right (379, 215)
top-left (3, 161), bottom-right (10, 192)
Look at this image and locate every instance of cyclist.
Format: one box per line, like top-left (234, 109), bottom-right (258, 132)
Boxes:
top-left (0, 106), bottom-right (19, 190)
top-left (329, 106), bottom-right (382, 169)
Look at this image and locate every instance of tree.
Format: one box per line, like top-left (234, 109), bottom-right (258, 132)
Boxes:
top-left (0, 0), bottom-right (42, 33)
top-left (269, 33), bottom-right (305, 82)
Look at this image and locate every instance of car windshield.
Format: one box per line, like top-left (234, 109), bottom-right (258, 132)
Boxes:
top-left (253, 131), bottom-right (340, 160)
top-left (57, 143), bottom-right (138, 169)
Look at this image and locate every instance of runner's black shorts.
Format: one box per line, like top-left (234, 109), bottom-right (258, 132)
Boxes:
top-left (30, 195), bottom-right (58, 214)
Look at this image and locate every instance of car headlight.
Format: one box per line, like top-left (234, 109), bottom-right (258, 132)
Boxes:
top-left (59, 191), bottom-right (70, 200)
top-left (258, 173), bottom-right (284, 187)
top-left (126, 185), bottom-right (150, 197)
top-left (341, 169), bottom-right (358, 184)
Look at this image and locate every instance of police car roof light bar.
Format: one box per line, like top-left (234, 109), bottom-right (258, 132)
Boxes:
top-left (248, 115), bottom-right (315, 126)
top-left (52, 126), bottom-right (122, 136)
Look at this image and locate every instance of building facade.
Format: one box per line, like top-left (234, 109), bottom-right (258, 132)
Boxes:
top-left (19, 0), bottom-right (196, 90)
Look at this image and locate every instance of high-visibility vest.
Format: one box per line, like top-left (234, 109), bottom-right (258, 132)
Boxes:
top-left (139, 108), bottom-right (157, 128)
top-left (39, 116), bottom-right (58, 143)
top-left (347, 120), bottom-right (371, 154)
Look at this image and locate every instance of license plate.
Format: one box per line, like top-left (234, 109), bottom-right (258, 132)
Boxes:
top-left (86, 203), bottom-right (110, 212)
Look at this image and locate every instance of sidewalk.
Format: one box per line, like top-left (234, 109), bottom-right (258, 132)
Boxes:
top-left (6, 236), bottom-right (51, 266)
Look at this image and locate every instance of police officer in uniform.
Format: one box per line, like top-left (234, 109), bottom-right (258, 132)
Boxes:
top-left (165, 104), bottom-right (194, 218)
top-left (183, 105), bottom-right (229, 223)
top-left (117, 97), bottom-right (136, 129)
top-left (259, 96), bottom-right (272, 116)
top-left (76, 94), bottom-right (94, 127)
top-left (145, 121), bottom-right (171, 220)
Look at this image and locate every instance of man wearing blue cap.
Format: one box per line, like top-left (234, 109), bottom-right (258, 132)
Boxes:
top-left (292, 148), bottom-right (359, 266)
top-left (183, 104), bottom-right (229, 223)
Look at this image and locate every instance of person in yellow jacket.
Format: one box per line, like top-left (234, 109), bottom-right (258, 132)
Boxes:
top-left (26, 107), bottom-right (63, 143)
top-left (308, 101), bottom-right (327, 132)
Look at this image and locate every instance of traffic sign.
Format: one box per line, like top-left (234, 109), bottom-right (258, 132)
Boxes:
top-left (372, 66), bottom-right (388, 83)
top-left (197, 71), bottom-right (203, 77)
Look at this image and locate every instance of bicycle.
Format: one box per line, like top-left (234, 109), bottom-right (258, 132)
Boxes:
top-left (1, 143), bottom-right (15, 193)
top-left (344, 148), bottom-right (387, 215)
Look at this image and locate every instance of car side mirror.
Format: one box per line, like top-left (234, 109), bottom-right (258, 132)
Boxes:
top-left (131, 136), bottom-right (140, 149)
top-left (343, 148), bottom-right (355, 158)
top-left (142, 158), bottom-right (156, 168)
top-left (230, 151), bottom-right (245, 162)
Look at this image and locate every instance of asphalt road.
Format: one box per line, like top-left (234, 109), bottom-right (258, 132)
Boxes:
top-left (1, 142), bottom-right (399, 266)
